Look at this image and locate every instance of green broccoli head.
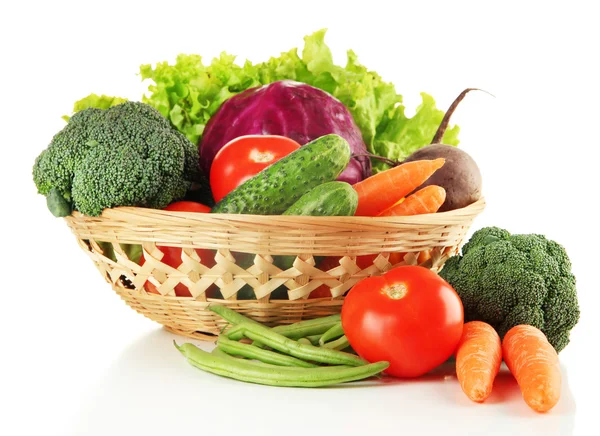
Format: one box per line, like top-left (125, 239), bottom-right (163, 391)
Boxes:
top-left (33, 101), bottom-right (202, 216)
top-left (440, 226), bottom-right (579, 353)
top-left (33, 108), bottom-right (106, 198)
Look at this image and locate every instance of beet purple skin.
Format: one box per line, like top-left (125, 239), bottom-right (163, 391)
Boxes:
top-left (199, 80), bottom-right (371, 184)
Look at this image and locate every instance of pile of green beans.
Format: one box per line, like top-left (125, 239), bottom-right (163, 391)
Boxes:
top-left (223, 321), bottom-right (364, 366)
top-left (173, 305), bottom-right (389, 388)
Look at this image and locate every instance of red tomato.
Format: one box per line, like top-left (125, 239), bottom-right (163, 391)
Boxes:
top-left (341, 265), bottom-right (464, 378)
top-left (210, 135), bottom-right (300, 202)
top-left (139, 201), bottom-right (215, 297)
top-left (164, 201), bottom-right (211, 213)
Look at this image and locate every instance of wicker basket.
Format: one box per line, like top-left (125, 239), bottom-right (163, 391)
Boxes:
top-left (64, 198), bottom-right (485, 340)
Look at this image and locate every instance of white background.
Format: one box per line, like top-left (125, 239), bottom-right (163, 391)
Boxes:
top-left (1, 1), bottom-right (598, 435)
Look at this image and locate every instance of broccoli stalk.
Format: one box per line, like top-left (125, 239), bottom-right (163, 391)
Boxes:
top-left (440, 226), bottom-right (580, 353)
top-left (33, 101), bottom-right (204, 217)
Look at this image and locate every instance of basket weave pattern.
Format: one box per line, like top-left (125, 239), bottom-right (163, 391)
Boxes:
top-left (65, 198), bottom-right (485, 339)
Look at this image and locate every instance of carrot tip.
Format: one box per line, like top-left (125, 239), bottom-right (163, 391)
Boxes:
top-left (467, 387), bottom-right (490, 403)
top-left (526, 390), bottom-right (560, 413)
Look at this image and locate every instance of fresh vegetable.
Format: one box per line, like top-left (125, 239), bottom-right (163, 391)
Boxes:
top-left (210, 135), bottom-right (300, 202)
top-left (341, 265), bottom-right (464, 377)
top-left (271, 314), bottom-right (342, 340)
top-left (439, 226), bottom-right (579, 352)
top-left (403, 144), bottom-right (481, 211)
top-left (282, 182), bottom-right (358, 216)
top-left (378, 185), bottom-right (446, 216)
top-left (319, 322), bottom-right (345, 346)
top-left (62, 93), bottom-right (128, 121)
top-left (321, 335), bottom-right (350, 351)
top-left (253, 317), bottom-right (342, 349)
top-left (208, 304), bottom-right (263, 327)
top-left (201, 80), bottom-right (370, 184)
top-left (402, 88), bottom-right (483, 211)
top-left (455, 321), bottom-right (502, 403)
top-left (33, 102), bottom-right (202, 217)
top-left (211, 134), bottom-right (350, 214)
top-left (45, 188), bottom-right (72, 217)
top-left (226, 322), bottom-right (366, 367)
top-left (502, 325), bottom-right (561, 413)
top-left (305, 334), bottom-right (324, 346)
top-left (175, 341), bottom-right (388, 388)
top-left (353, 159), bottom-right (445, 216)
top-left (140, 30), bottom-right (459, 172)
top-left (213, 309), bottom-right (341, 347)
top-left (63, 94), bottom-right (217, 208)
top-left (159, 201), bottom-right (210, 213)
top-left (139, 201), bottom-right (214, 297)
top-left (216, 335), bottom-right (318, 368)
top-left (208, 305), bottom-right (366, 366)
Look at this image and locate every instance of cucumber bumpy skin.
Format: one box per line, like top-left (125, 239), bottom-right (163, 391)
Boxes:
top-left (282, 181), bottom-right (358, 216)
top-left (211, 134), bottom-right (351, 215)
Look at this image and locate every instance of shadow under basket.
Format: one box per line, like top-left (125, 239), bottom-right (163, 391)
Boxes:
top-left (64, 198), bottom-right (485, 340)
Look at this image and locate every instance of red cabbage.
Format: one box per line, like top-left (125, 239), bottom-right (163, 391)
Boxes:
top-left (200, 80), bottom-right (371, 184)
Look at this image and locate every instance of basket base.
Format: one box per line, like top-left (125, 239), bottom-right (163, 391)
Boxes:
top-left (163, 325), bottom-right (218, 342)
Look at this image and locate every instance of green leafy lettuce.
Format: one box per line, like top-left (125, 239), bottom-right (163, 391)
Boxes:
top-left (62, 94), bottom-right (128, 121)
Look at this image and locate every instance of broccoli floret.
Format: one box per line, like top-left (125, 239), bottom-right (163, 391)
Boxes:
top-left (439, 226), bottom-right (579, 353)
top-left (33, 101), bottom-right (202, 216)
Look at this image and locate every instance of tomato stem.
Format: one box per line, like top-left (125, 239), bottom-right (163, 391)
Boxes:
top-left (385, 284), bottom-right (407, 300)
top-left (250, 149), bottom-right (276, 163)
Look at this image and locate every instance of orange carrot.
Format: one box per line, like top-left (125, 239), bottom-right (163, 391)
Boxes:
top-left (353, 158), bottom-right (445, 216)
top-left (455, 321), bottom-right (502, 403)
top-left (378, 185), bottom-right (446, 217)
top-left (502, 325), bottom-right (561, 413)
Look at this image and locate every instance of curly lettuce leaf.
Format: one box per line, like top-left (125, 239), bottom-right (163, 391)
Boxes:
top-left (62, 94), bottom-right (128, 121)
top-left (140, 54), bottom-right (262, 145)
top-left (139, 29), bottom-right (459, 167)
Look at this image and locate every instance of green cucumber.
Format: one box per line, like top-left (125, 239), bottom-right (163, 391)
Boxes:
top-left (211, 134), bottom-right (351, 215)
top-left (275, 182), bottom-right (357, 272)
top-left (282, 182), bottom-right (358, 216)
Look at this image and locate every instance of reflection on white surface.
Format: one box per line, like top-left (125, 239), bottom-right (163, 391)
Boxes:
top-left (70, 328), bottom-right (576, 436)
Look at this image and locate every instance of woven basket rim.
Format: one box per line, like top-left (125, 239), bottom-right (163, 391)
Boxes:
top-left (69, 197), bottom-right (486, 225)
top-left (65, 197), bottom-right (485, 256)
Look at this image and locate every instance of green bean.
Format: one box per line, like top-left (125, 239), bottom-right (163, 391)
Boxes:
top-left (212, 345), bottom-right (281, 368)
top-left (322, 335), bottom-right (350, 351)
top-left (226, 323), bottom-right (250, 341)
top-left (213, 345), bottom-right (345, 370)
top-left (208, 304), bottom-right (262, 327)
top-left (271, 314), bottom-right (342, 339)
top-left (217, 336), bottom-right (317, 368)
top-left (297, 338), bottom-right (311, 346)
top-left (225, 322), bottom-right (367, 367)
top-left (319, 322), bottom-right (345, 345)
top-left (209, 306), bottom-right (343, 347)
top-left (251, 315), bottom-right (343, 347)
top-left (176, 342), bottom-right (389, 388)
top-left (211, 346), bottom-right (232, 358)
top-left (306, 334), bottom-right (323, 346)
